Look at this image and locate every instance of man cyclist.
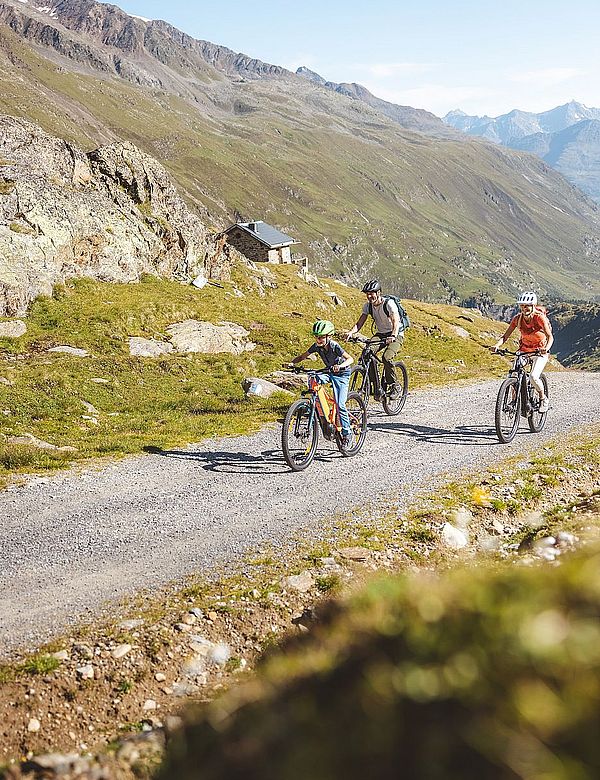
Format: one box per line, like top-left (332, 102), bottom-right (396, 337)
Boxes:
top-left (493, 291), bottom-right (553, 412)
top-left (347, 279), bottom-right (402, 398)
top-left (290, 320), bottom-right (354, 447)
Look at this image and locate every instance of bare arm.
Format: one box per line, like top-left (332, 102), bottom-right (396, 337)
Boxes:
top-left (291, 350), bottom-right (311, 364)
top-left (347, 313), bottom-right (368, 338)
top-left (332, 349), bottom-right (354, 372)
top-left (493, 321), bottom-right (517, 350)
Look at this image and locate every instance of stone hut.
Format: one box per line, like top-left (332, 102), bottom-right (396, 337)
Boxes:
top-left (222, 221), bottom-right (301, 264)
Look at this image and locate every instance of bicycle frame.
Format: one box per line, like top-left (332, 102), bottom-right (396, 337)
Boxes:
top-left (302, 371), bottom-right (342, 440)
top-left (507, 352), bottom-right (538, 417)
top-left (353, 337), bottom-right (388, 398)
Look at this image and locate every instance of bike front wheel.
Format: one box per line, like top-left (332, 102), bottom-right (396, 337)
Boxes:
top-left (528, 374), bottom-right (549, 433)
top-left (281, 399), bottom-right (319, 471)
top-left (382, 362), bottom-right (408, 416)
top-left (495, 376), bottom-right (520, 443)
top-left (336, 391), bottom-right (368, 456)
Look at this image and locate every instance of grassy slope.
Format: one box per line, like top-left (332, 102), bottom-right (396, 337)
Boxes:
top-left (0, 265), bottom-right (508, 483)
top-left (1, 27), bottom-right (600, 302)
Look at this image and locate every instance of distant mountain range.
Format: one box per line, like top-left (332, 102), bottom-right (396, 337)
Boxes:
top-left (444, 102), bottom-right (600, 202)
top-left (1, 0), bottom-right (600, 303)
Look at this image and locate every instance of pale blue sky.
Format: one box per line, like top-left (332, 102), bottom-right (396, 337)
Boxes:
top-left (114, 0), bottom-right (599, 117)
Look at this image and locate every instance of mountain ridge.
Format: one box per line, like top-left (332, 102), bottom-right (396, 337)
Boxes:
top-left (444, 101), bottom-right (600, 202)
top-left (1, 0), bottom-right (600, 303)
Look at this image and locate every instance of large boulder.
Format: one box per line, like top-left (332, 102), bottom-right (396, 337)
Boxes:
top-left (0, 116), bottom-right (232, 316)
top-left (166, 320), bottom-right (255, 355)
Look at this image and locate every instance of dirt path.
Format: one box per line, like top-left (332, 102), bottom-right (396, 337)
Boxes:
top-left (2, 371), bottom-right (599, 656)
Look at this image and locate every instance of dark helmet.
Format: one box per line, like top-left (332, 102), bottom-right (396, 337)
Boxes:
top-left (312, 319), bottom-right (335, 337)
top-left (362, 279), bottom-right (381, 293)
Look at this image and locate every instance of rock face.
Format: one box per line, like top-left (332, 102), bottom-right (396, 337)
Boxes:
top-left (0, 115), bottom-right (231, 316)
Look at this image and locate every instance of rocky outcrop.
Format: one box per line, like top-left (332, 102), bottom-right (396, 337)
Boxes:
top-left (0, 115), bottom-right (231, 316)
top-left (165, 320), bottom-right (255, 355)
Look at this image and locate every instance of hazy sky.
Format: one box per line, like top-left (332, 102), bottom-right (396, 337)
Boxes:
top-left (114, 0), bottom-right (599, 117)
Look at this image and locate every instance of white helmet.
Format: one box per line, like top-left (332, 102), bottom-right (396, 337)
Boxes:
top-left (517, 291), bottom-right (537, 305)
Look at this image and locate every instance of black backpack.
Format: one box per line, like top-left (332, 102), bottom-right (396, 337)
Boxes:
top-left (369, 295), bottom-right (410, 333)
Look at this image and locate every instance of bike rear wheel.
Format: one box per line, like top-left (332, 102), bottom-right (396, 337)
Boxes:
top-left (528, 374), bottom-right (549, 433)
top-left (495, 376), bottom-right (520, 443)
top-left (282, 399), bottom-right (319, 471)
top-left (336, 391), bottom-right (368, 456)
top-left (349, 366), bottom-right (370, 401)
top-left (382, 361), bottom-right (408, 416)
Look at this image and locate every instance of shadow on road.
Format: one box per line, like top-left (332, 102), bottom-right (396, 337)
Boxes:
top-left (144, 445), bottom-right (343, 474)
top-left (368, 420), bottom-right (498, 445)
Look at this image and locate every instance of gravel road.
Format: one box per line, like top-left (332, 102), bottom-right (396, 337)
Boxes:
top-left (1, 371), bottom-right (599, 657)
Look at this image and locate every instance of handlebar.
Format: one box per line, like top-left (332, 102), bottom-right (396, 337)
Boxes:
top-left (347, 334), bottom-right (388, 345)
top-left (491, 348), bottom-right (547, 357)
top-left (283, 364), bottom-right (335, 374)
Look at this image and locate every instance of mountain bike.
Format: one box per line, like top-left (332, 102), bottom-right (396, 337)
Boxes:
top-left (347, 334), bottom-right (408, 415)
top-left (493, 349), bottom-right (549, 443)
top-left (281, 367), bottom-right (368, 471)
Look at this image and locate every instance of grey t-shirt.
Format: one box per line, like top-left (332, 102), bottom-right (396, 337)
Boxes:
top-left (362, 298), bottom-right (399, 334)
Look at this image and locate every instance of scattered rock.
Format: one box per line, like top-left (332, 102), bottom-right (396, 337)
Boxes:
top-left (441, 523), bottom-right (469, 549)
top-left (491, 519), bottom-right (505, 535)
top-left (155, 673), bottom-right (167, 683)
top-left (143, 699), bottom-right (157, 712)
top-left (191, 274), bottom-right (208, 289)
top-left (282, 572), bottom-right (315, 593)
top-left (448, 507), bottom-right (473, 530)
top-left (27, 717), bottom-right (41, 733)
top-left (450, 325), bottom-right (470, 339)
top-left (243, 377), bottom-right (292, 399)
top-left (0, 320), bottom-right (26, 338)
top-left (5, 433), bottom-right (77, 452)
top-left (118, 619), bottom-right (144, 631)
top-left (81, 400), bottom-right (98, 415)
top-left (207, 611), bottom-right (218, 622)
top-left (129, 336), bottom-right (174, 357)
top-left (0, 376), bottom-right (13, 386)
top-left (76, 665), bottom-right (95, 680)
top-left (166, 320), bottom-right (256, 355)
top-left (325, 292), bottom-right (345, 306)
top-left (52, 650), bottom-right (69, 662)
top-left (265, 370), bottom-right (307, 390)
top-left (112, 643), bottom-right (132, 659)
top-left (170, 681), bottom-right (199, 697)
top-left (90, 377), bottom-right (109, 384)
top-left (208, 644), bottom-right (231, 667)
top-left (189, 608), bottom-right (204, 620)
top-left (337, 546), bottom-right (371, 562)
top-left (48, 346), bottom-right (89, 357)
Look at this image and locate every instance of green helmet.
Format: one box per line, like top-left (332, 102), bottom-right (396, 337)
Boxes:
top-left (312, 320), bottom-right (335, 337)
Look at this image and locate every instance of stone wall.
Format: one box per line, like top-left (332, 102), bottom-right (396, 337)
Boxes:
top-left (225, 227), bottom-right (295, 264)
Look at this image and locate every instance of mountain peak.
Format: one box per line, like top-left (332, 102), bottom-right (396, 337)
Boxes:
top-left (296, 66), bottom-right (327, 86)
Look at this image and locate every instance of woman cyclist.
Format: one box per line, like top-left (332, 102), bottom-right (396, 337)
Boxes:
top-left (290, 320), bottom-right (354, 447)
top-left (493, 291), bottom-right (553, 412)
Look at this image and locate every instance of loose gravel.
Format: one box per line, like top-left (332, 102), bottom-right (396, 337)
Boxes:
top-left (2, 371), bottom-right (599, 656)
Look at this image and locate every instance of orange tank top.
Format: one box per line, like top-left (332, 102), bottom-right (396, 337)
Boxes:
top-left (510, 311), bottom-right (551, 352)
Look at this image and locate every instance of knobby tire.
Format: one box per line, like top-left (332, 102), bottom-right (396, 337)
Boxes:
top-left (528, 374), bottom-right (549, 433)
top-left (382, 361), bottom-right (408, 416)
top-left (495, 376), bottom-right (520, 443)
top-left (336, 391), bottom-right (368, 457)
top-left (281, 399), bottom-right (319, 471)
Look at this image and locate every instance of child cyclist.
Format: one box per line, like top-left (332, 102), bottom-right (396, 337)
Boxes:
top-left (493, 291), bottom-right (553, 412)
top-left (290, 320), bottom-right (354, 447)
